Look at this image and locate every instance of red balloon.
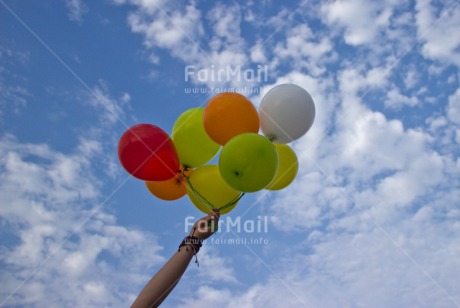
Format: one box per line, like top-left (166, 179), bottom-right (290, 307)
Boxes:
top-left (118, 124), bottom-right (180, 181)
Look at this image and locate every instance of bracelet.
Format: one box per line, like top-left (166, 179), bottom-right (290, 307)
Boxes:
top-left (179, 236), bottom-right (202, 253)
top-left (178, 236), bottom-right (203, 267)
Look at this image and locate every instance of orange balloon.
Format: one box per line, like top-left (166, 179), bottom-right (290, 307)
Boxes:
top-left (145, 166), bottom-right (193, 201)
top-left (203, 92), bottom-right (260, 145)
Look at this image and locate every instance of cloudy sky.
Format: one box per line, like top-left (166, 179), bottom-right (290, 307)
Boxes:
top-left (1, 0), bottom-right (459, 307)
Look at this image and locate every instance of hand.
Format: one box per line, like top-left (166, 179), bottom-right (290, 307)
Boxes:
top-left (189, 209), bottom-right (220, 240)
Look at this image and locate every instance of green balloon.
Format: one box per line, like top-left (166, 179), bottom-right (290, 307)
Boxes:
top-left (172, 108), bottom-right (220, 168)
top-left (219, 133), bottom-right (278, 192)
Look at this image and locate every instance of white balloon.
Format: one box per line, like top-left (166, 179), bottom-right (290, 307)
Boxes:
top-left (259, 83), bottom-right (315, 143)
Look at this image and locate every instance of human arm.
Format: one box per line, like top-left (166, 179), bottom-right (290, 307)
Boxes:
top-left (131, 209), bottom-right (220, 308)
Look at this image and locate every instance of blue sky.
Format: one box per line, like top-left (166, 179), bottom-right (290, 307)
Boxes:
top-left (1, 0), bottom-right (459, 307)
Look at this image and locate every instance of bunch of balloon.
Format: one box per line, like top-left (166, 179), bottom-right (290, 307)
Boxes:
top-left (259, 83), bottom-right (316, 191)
top-left (116, 105), bottom-right (239, 212)
top-left (171, 106), bottom-right (241, 212)
top-left (144, 107), bottom-right (222, 203)
top-left (186, 92), bottom-right (262, 214)
top-left (217, 84), bottom-right (315, 195)
top-left (117, 84), bottom-right (315, 215)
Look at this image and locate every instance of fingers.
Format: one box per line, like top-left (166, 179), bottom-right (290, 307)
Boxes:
top-left (201, 210), bottom-right (219, 231)
top-left (202, 214), bottom-right (218, 224)
top-left (210, 208), bottom-right (220, 220)
top-left (191, 209), bottom-right (220, 239)
top-left (203, 209), bottom-right (220, 221)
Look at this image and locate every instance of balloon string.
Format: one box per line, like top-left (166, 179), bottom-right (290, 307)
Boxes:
top-left (180, 169), bottom-right (246, 212)
top-left (181, 170), bottom-right (216, 210)
top-left (218, 193), bottom-right (245, 211)
top-left (266, 134), bottom-right (275, 142)
top-left (185, 179), bottom-right (216, 211)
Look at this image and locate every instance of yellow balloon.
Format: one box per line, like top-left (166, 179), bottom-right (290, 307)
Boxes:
top-left (265, 144), bottom-right (299, 190)
top-left (172, 108), bottom-right (220, 168)
top-left (186, 165), bottom-right (241, 214)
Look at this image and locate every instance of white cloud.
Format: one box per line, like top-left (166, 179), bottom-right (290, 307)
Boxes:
top-left (66, 0), bottom-right (88, 23)
top-left (180, 217), bottom-right (460, 307)
top-left (127, 1), bottom-right (204, 61)
top-left (320, 0), bottom-right (396, 46)
top-left (0, 78), bottom-right (158, 307)
top-left (0, 80), bottom-right (29, 115)
top-left (210, 37), bottom-right (460, 302)
top-left (338, 65), bottom-right (390, 99)
top-left (207, 3), bottom-right (243, 47)
top-left (447, 88), bottom-right (460, 125)
top-left (120, 1), bottom-right (260, 89)
top-left (403, 67), bottom-right (420, 89)
top-left (0, 135), bottom-right (165, 307)
top-left (250, 43), bottom-right (267, 63)
top-left (415, 0), bottom-right (460, 67)
top-left (0, 46), bottom-right (30, 116)
top-left (273, 24), bottom-right (335, 76)
top-left (85, 81), bottom-right (130, 126)
top-left (385, 87), bottom-right (419, 109)
top-left (184, 247), bottom-right (238, 284)
top-left (266, 8), bottom-right (290, 29)
top-left (447, 74), bottom-right (457, 85)
top-left (304, 63), bottom-right (449, 218)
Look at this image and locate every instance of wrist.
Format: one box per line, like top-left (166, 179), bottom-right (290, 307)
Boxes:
top-left (193, 234), bottom-right (206, 240)
top-left (179, 236), bottom-right (202, 252)
top-left (179, 236), bottom-right (203, 267)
